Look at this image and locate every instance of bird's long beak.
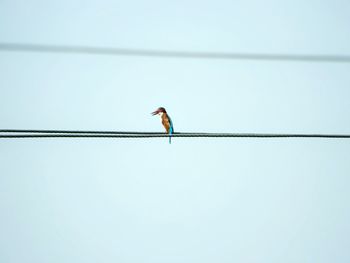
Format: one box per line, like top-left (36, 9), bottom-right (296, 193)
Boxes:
top-left (151, 110), bottom-right (159, 116)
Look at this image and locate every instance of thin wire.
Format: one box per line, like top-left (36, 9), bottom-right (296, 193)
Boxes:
top-left (1, 43), bottom-right (350, 63)
top-left (0, 129), bottom-right (155, 134)
top-left (0, 130), bottom-right (349, 139)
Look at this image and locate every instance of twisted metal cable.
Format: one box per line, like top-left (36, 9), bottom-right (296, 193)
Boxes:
top-left (0, 129), bottom-right (153, 134)
top-left (1, 43), bottom-right (350, 63)
top-left (0, 130), bottom-right (349, 139)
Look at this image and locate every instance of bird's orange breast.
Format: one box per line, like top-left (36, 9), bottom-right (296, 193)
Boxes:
top-left (161, 113), bottom-right (171, 133)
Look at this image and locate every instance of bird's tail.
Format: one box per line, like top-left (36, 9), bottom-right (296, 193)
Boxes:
top-left (169, 133), bottom-right (172, 144)
top-left (169, 128), bottom-right (173, 144)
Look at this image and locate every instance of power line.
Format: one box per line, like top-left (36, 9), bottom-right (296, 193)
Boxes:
top-left (0, 130), bottom-right (349, 139)
top-left (1, 43), bottom-right (350, 63)
top-left (0, 129), bottom-right (154, 134)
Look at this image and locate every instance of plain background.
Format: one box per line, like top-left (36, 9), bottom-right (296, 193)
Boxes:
top-left (1, 1), bottom-right (350, 262)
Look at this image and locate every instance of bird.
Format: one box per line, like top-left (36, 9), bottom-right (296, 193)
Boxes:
top-left (151, 107), bottom-right (174, 144)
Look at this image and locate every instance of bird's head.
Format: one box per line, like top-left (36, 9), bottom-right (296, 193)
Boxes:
top-left (151, 107), bottom-right (167, 116)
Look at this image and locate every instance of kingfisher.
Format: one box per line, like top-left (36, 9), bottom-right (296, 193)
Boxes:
top-left (151, 107), bottom-right (174, 144)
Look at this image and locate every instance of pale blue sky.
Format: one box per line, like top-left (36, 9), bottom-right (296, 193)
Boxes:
top-left (1, 1), bottom-right (350, 262)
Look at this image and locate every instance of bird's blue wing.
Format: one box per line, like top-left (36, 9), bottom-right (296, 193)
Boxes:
top-left (168, 117), bottom-right (174, 144)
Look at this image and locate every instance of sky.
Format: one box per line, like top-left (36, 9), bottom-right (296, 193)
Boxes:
top-left (1, 1), bottom-right (350, 262)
